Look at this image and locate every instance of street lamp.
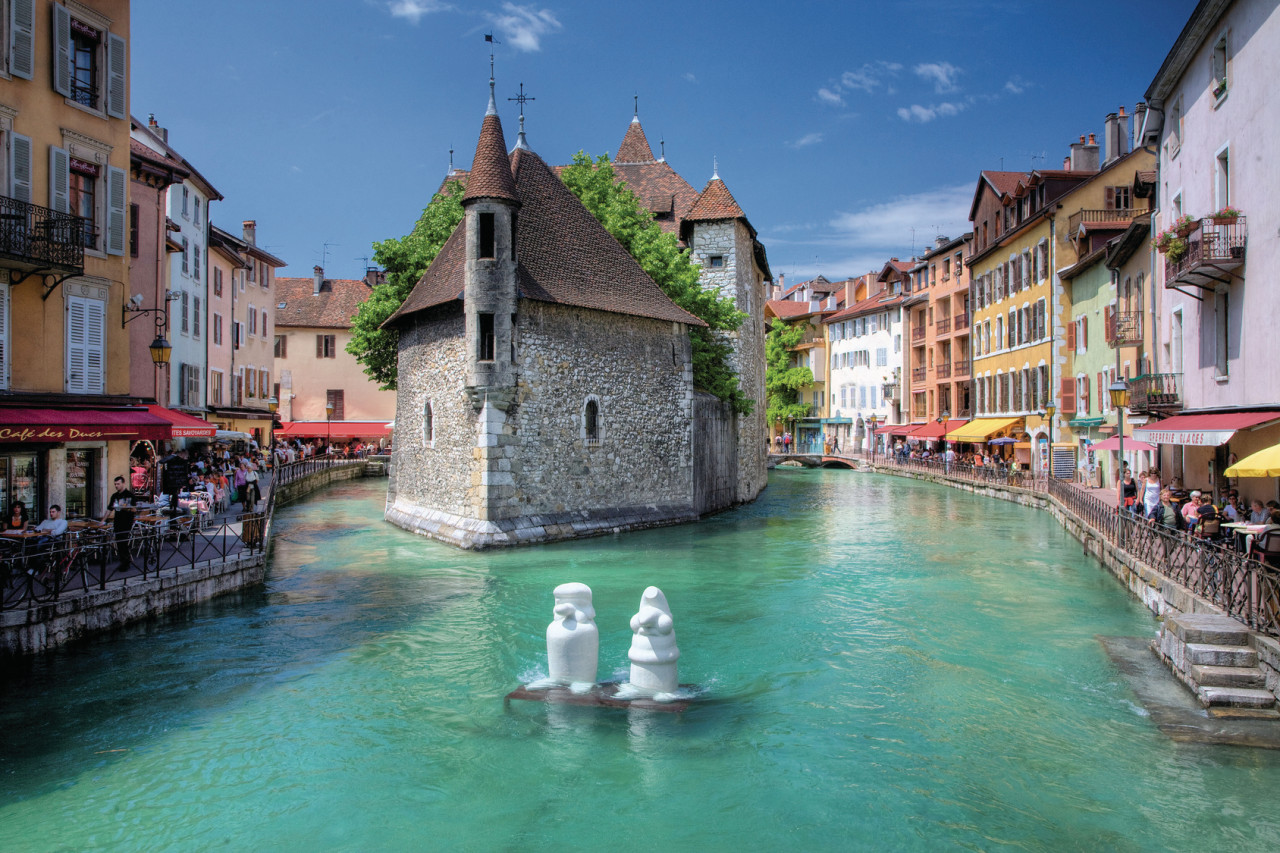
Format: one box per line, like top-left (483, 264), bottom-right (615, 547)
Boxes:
top-left (123, 296), bottom-right (176, 402)
top-left (325, 400), bottom-right (335, 456)
top-left (1109, 379), bottom-right (1130, 519)
top-left (1044, 404), bottom-right (1056, 478)
top-left (867, 414), bottom-right (878, 463)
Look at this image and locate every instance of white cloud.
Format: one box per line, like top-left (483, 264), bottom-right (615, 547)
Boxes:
top-left (486, 3), bottom-right (562, 52)
top-left (765, 183), bottom-right (974, 281)
top-left (1005, 76), bottom-right (1031, 95)
top-left (816, 87), bottom-right (844, 106)
top-left (387, 0), bottom-right (450, 24)
top-left (790, 132), bottom-right (823, 148)
top-left (914, 62), bottom-right (961, 94)
top-left (896, 101), bottom-right (965, 123)
top-left (683, 72), bottom-right (698, 84)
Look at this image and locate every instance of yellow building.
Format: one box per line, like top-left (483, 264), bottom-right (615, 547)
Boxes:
top-left (0, 1), bottom-right (151, 518)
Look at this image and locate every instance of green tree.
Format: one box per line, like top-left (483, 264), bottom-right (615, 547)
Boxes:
top-left (560, 153), bottom-right (752, 414)
top-left (346, 180), bottom-right (466, 390)
top-left (765, 319), bottom-right (813, 430)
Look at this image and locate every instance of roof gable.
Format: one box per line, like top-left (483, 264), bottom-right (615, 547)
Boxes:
top-left (276, 277), bottom-right (374, 329)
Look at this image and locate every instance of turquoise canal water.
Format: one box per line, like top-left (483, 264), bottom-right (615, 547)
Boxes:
top-left (3, 471), bottom-right (1280, 851)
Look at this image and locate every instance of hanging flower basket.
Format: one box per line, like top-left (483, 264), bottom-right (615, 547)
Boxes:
top-left (1171, 214), bottom-right (1197, 237)
top-left (1155, 230), bottom-right (1187, 262)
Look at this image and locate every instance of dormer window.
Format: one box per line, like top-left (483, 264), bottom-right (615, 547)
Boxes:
top-left (478, 212), bottom-right (495, 259)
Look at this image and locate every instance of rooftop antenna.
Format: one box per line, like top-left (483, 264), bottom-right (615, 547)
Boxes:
top-left (910, 227), bottom-right (916, 258)
top-left (320, 241), bottom-right (339, 270)
top-left (508, 82), bottom-right (535, 150)
top-left (356, 255), bottom-right (370, 271)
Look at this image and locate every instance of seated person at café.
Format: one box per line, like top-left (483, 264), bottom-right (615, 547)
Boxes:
top-left (1181, 492), bottom-right (1204, 526)
top-left (33, 504), bottom-right (68, 544)
top-left (6, 500), bottom-right (28, 531)
top-left (1249, 499), bottom-right (1269, 524)
top-left (1222, 494), bottom-right (1243, 522)
top-left (1193, 496), bottom-right (1221, 532)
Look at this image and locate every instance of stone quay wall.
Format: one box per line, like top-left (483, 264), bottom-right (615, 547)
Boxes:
top-left (388, 301), bottom-right (705, 548)
top-left (1, 460), bottom-right (371, 657)
top-left (869, 461), bottom-right (1280, 703)
top-left (692, 391), bottom-right (738, 515)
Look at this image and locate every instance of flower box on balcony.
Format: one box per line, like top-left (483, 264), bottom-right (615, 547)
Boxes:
top-left (1210, 207), bottom-right (1241, 225)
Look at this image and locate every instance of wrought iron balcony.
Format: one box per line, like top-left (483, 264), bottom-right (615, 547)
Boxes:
top-left (1128, 373), bottom-right (1182, 413)
top-left (935, 317), bottom-right (951, 335)
top-left (935, 363), bottom-right (952, 379)
top-left (1106, 310), bottom-right (1142, 347)
top-left (911, 326), bottom-right (926, 343)
top-left (1165, 217), bottom-right (1246, 290)
top-left (0, 195), bottom-right (86, 275)
top-left (911, 366), bottom-right (927, 383)
top-left (953, 361), bottom-right (970, 378)
top-left (953, 311), bottom-right (969, 330)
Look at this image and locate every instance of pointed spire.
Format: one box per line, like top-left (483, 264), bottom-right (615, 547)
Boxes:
top-left (712, 156), bottom-right (719, 180)
top-left (508, 83), bottom-right (535, 151)
top-left (616, 104), bottom-right (656, 164)
top-left (464, 78), bottom-right (518, 204)
top-left (658, 136), bottom-right (665, 163)
top-left (685, 168), bottom-right (746, 223)
top-left (448, 144), bottom-right (454, 175)
top-left (486, 49), bottom-right (497, 116)
top-left (632, 93), bottom-right (639, 123)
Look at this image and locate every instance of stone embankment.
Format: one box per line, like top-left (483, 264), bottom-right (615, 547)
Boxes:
top-left (1, 457), bottom-right (384, 657)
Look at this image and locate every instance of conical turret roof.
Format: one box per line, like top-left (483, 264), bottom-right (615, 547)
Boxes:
top-left (462, 112), bottom-right (519, 204)
top-left (685, 175), bottom-right (745, 222)
top-left (616, 118), bottom-right (657, 164)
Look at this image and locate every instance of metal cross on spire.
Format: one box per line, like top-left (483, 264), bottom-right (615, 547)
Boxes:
top-left (508, 83), bottom-right (535, 150)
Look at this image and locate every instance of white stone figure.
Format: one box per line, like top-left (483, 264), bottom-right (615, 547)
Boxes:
top-left (532, 582), bottom-right (599, 694)
top-left (622, 586), bottom-right (680, 700)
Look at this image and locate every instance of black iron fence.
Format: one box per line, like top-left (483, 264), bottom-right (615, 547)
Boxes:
top-left (874, 455), bottom-right (1280, 638)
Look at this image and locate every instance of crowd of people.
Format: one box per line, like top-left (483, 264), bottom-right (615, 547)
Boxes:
top-left (1116, 468), bottom-right (1280, 556)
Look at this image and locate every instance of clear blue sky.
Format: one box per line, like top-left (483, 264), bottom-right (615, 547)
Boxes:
top-left (131, 0), bottom-right (1197, 283)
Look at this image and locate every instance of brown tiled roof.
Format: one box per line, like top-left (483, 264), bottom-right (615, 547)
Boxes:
top-left (616, 119), bottom-right (657, 164)
top-left (275, 276), bottom-right (374, 329)
top-left (684, 177), bottom-right (746, 222)
top-left (823, 288), bottom-right (903, 323)
top-left (613, 160), bottom-right (700, 235)
top-left (390, 146), bottom-right (702, 328)
top-left (462, 114), bottom-right (518, 204)
top-left (765, 300), bottom-right (815, 320)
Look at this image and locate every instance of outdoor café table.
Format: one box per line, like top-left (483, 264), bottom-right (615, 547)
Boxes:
top-left (1222, 522), bottom-right (1267, 552)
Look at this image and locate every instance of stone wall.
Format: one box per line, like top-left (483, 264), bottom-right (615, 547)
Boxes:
top-left (387, 300), bottom-right (700, 548)
top-left (689, 219), bottom-right (768, 504)
top-left (693, 392), bottom-right (738, 514)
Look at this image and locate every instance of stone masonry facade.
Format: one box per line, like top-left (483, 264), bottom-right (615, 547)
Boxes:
top-left (689, 219), bottom-right (768, 504)
top-left (387, 301), bottom-right (699, 548)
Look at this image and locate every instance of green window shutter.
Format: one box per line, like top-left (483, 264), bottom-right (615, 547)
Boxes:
top-left (9, 0), bottom-right (35, 80)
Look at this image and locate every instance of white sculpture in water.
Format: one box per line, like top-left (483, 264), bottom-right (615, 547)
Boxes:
top-left (621, 586), bottom-right (681, 699)
top-left (533, 582), bottom-right (599, 693)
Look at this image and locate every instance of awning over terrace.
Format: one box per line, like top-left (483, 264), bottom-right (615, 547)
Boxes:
top-left (945, 417), bottom-right (1022, 443)
top-left (1132, 411), bottom-right (1280, 447)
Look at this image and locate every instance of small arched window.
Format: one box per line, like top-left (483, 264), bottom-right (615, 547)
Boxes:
top-left (423, 400), bottom-right (434, 446)
top-left (583, 397), bottom-right (601, 446)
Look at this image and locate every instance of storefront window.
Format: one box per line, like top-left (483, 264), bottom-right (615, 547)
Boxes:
top-left (0, 453), bottom-right (40, 518)
top-left (65, 450), bottom-right (97, 518)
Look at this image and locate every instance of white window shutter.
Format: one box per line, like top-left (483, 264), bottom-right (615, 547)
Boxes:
top-left (9, 0), bottom-right (35, 80)
top-left (106, 165), bottom-right (126, 254)
top-left (66, 295), bottom-right (86, 392)
top-left (106, 33), bottom-right (127, 119)
top-left (9, 133), bottom-right (32, 203)
top-left (51, 3), bottom-right (71, 98)
top-left (85, 298), bottom-right (105, 393)
top-left (49, 145), bottom-right (70, 213)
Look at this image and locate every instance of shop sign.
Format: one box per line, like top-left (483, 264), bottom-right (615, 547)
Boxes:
top-left (0, 425), bottom-right (136, 443)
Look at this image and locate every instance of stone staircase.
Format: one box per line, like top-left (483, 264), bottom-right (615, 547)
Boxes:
top-left (1157, 613), bottom-right (1279, 718)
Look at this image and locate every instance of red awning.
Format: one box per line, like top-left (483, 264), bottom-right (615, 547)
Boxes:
top-left (0, 407), bottom-right (171, 443)
top-left (145, 405), bottom-right (216, 438)
top-left (905, 419), bottom-right (969, 440)
top-left (1089, 436), bottom-right (1157, 453)
top-left (875, 423), bottom-right (908, 436)
top-left (1133, 411), bottom-right (1280, 447)
top-left (277, 421), bottom-right (391, 439)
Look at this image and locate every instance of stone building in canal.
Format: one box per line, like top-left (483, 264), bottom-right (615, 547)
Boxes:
top-left (383, 88), bottom-right (768, 548)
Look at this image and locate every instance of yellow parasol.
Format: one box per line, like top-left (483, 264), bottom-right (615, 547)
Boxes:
top-left (1224, 444), bottom-right (1280, 477)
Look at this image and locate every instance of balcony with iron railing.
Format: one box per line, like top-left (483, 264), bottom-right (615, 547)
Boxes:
top-left (0, 195), bottom-right (86, 275)
top-left (952, 361), bottom-right (970, 378)
top-left (911, 326), bottom-right (926, 343)
top-left (1066, 205), bottom-right (1146, 234)
top-left (911, 366), bottom-right (927, 384)
top-left (1105, 310), bottom-right (1142, 347)
top-left (935, 317), bottom-right (951, 336)
top-left (935, 363), bottom-right (952, 379)
top-left (1128, 373), bottom-right (1182, 413)
top-left (1165, 217), bottom-right (1247, 290)
top-left (953, 311), bottom-right (969, 330)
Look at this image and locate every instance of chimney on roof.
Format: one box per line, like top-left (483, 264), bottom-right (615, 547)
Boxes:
top-left (1069, 133), bottom-right (1099, 171)
top-left (1132, 102), bottom-right (1147, 150)
top-left (313, 265), bottom-right (324, 295)
top-left (148, 113), bottom-right (168, 143)
top-left (242, 220), bottom-right (257, 246)
top-left (1063, 156), bottom-right (1071, 169)
top-left (364, 268), bottom-right (385, 287)
top-left (934, 235), bottom-right (949, 249)
top-left (1103, 109), bottom-right (1131, 166)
